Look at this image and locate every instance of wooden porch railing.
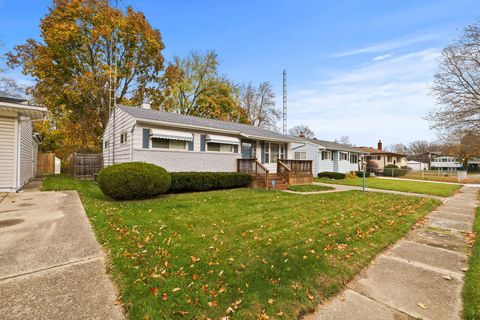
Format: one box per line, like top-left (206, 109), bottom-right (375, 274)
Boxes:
top-left (278, 159), bottom-right (313, 174)
top-left (277, 160), bottom-right (291, 184)
top-left (237, 158), bottom-right (269, 189)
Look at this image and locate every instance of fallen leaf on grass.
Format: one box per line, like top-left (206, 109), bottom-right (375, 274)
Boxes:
top-left (306, 289), bottom-right (314, 301)
top-left (161, 293), bottom-right (168, 301)
top-left (172, 288), bottom-right (181, 292)
top-left (191, 256), bottom-right (200, 263)
top-left (149, 287), bottom-right (159, 296)
top-left (268, 298), bottom-right (274, 304)
top-left (462, 267), bottom-right (469, 272)
top-left (175, 310), bottom-right (189, 316)
top-left (208, 300), bottom-right (218, 307)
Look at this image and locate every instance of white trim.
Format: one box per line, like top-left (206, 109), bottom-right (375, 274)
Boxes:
top-left (0, 102), bottom-right (47, 120)
top-left (150, 128), bottom-right (193, 141)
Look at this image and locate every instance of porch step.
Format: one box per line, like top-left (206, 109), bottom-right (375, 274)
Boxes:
top-left (268, 183), bottom-right (288, 190)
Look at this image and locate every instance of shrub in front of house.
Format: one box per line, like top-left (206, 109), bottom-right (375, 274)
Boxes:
top-left (169, 172), bottom-right (251, 193)
top-left (354, 170), bottom-right (371, 178)
top-left (97, 162), bottom-right (171, 200)
top-left (317, 171), bottom-right (346, 179)
top-left (383, 164), bottom-right (407, 177)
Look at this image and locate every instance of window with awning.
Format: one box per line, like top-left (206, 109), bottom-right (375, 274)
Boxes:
top-left (150, 128), bottom-right (193, 141)
top-left (205, 134), bottom-right (240, 145)
top-left (205, 134), bottom-right (240, 153)
top-left (150, 128), bottom-right (193, 150)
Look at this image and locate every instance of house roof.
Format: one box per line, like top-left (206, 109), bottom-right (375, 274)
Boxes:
top-left (118, 105), bottom-right (300, 142)
top-left (0, 97), bottom-right (47, 120)
top-left (300, 137), bottom-right (367, 154)
top-left (357, 146), bottom-right (406, 157)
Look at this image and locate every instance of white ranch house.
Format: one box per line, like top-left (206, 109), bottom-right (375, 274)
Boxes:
top-left (291, 138), bottom-right (366, 176)
top-left (0, 96), bottom-right (47, 192)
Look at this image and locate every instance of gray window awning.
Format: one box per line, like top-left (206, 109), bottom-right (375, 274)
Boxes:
top-left (206, 134), bottom-right (240, 145)
top-left (150, 128), bottom-right (193, 141)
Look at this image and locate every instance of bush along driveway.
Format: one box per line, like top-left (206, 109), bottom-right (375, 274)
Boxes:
top-left (43, 175), bottom-right (440, 319)
top-left (306, 185), bottom-right (480, 320)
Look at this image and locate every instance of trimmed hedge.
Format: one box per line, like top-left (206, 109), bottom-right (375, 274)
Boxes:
top-left (355, 171), bottom-right (371, 178)
top-left (169, 172), bottom-right (251, 193)
top-left (97, 162), bottom-right (171, 200)
top-left (383, 167), bottom-right (407, 177)
top-left (317, 171), bottom-right (346, 179)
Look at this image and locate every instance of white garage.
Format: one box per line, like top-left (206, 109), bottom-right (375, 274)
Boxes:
top-left (0, 97), bottom-right (47, 192)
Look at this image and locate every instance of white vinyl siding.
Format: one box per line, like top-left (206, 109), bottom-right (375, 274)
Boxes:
top-left (19, 117), bottom-right (34, 186)
top-left (0, 117), bottom-right (16, 191)
top-left (103, 108), bottom-right (136, 166)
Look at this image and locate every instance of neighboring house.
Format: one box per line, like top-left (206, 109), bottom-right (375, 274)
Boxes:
top-left (406, 160), bottom-right (428, 171)
top-left (430, 155), bottom-right (462, 170)
top-left (0, 96), bottom-right (47, 192)
top-left (358, 140), bottom-right (407, 171)
top-left (103, 105), bottom-right (302, 173)
top-left (291, 137), bottom-right (366, 175)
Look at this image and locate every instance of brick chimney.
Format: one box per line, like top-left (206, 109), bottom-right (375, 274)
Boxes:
top-left (299, 131), bottom-right (305, 138)
top-left (377, 140), bottom-right (383, 151)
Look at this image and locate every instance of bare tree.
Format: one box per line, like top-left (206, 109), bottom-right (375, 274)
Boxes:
top-left (289, 125), bottom-right (315, 138)
top-left (0, 42), bottom-right (24, 97)
top-left (239, 81), bottom-right (280, 130)
top-left (387, 143), bottom-right (407, 154)
top-left (442, 131), bottom-right (480, 167)
top-left (336, 135), bottom-right (352, 146)
top-left (407, 140), bottom-right (439, 155)
top-left (429, 21), bottom-right (480, 135)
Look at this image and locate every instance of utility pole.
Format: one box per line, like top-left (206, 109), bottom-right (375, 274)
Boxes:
top-left (282, 70), bottom-right (287, 135)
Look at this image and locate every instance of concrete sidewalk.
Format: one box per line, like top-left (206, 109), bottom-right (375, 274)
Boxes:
top-left (305, 185), bottom-right (479, 320)
top-left (310, 181), bottom-right (446, 201)
top-left (0, 184), bottom-right (124, 319)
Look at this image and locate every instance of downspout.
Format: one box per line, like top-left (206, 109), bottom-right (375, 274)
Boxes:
top-left (16, 118), bottom-right (20, 191)
top-left (130, 124), bottom-right (135, 161)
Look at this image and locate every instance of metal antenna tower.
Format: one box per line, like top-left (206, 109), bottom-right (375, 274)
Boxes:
top-left (282, 70), bottom-right (287, 135)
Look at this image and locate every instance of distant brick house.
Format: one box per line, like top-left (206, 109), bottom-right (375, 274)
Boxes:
top-left (358, 140), bottom-right (407, 172)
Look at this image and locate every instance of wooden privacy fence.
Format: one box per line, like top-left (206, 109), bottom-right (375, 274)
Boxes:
top-left (68, 153), bottom-right (103, 179)
top-left (37, 153), bottom-right (55, 176)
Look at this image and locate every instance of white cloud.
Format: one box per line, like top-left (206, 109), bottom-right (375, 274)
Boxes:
top-left (331, 33), bottom-right (440, 58)
top-left (287, 48), bottom-right (441, 146)
top-left (373, 53), bottom-right (393, 61)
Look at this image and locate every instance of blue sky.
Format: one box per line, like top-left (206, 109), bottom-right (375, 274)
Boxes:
top-left (0, 0), bottom-right (477, 146)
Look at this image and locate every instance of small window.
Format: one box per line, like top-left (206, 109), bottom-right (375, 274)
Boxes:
top-left (120, 132), bottom-right (128, 144)
top-left (104, 140), bottom-right (109, 149)
top-left (340, 152), bottom-right (349, 161)
top-left (294, 152), bottom-right (306, 160)
top-left (321, 151), bottom-right (332, 161)
top-left (350, 154), bottom-right (358, 164)
top-left (377, 156), bottom-right (381, 161)
top-left (152, 138), bottom-right (187, 150)
top-left (265, 142), bottom-right (270, 163)
top-left (207, 143), bottom-right (238, 153)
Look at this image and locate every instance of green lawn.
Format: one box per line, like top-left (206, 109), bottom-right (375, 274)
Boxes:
top-left (43, 175), bottom-right (439, 320)
top-left (315, 177), bottom-right (461, 197)
top-left (463, 192), bottom-right (480, 320)
top-left (288, 184), bottom-right (335, 192)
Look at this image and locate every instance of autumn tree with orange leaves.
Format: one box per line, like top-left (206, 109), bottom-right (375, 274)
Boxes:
top-left (7, 0), bottom-right (165, 151)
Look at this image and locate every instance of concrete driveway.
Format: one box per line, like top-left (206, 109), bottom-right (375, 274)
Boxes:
top-left (0, 183), bottom-right (124, 320)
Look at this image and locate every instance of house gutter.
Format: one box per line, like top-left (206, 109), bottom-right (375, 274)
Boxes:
top-left (134, 118), bottom-right (299, 143)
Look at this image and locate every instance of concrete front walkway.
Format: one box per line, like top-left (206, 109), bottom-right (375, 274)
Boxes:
top-left (0, 184), bottom-right (124, 319)
top-left (305, 185), bottom-right (479, 320)
top-left (309, 181), bottom-right (446, 201)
